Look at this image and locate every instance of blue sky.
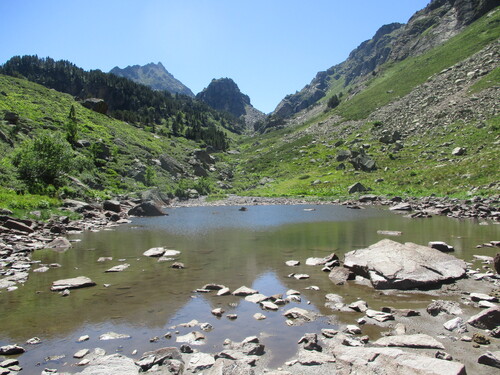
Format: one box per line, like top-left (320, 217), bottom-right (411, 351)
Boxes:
top-left (0, 0), bottom-right (430, 113)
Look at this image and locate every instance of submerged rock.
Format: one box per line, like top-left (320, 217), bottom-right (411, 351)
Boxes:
top-left (343, 239), bottom-right (467, 289)
top-left (105, 263), bottom-right (130, 272)
top-left (99, 332), bottom-right (131, 340)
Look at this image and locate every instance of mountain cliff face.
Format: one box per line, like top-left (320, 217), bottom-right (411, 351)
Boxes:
top-left (196, 78), bottom-right (265, 130)
top-left (272, 0), bottom-right (498, 119)
top-left (110, 62), bottom-right (194, 97)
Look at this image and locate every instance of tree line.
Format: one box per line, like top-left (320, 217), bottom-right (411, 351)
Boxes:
top-left (0, 55), bottom-right (235, 150)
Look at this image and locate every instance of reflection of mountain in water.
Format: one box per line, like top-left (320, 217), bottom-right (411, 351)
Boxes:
top-left (0, 204), bottom-right (496, 368)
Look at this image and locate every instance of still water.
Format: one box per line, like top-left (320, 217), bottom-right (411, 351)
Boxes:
top-left (0, 204), bottom-right (498, 373)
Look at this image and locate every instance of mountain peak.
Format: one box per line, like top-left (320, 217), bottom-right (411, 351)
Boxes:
top-left (197, 77), bottom-right (265, 131)
top-left (110, 62), bottom-right (194, 97)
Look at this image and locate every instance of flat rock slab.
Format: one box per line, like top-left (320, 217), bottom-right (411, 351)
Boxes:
top-left (344, 239), bottom-right (467, 289)
top-left (188, 353), bottom-right (215, 372)
top-left (51, 276), bottom-right (96, 291)
top-left (105, 263), bottom-right (130, 272)
top-left (373, 334), bottom-right (445, 349)
top-left (283, 307), bottom-right (317, 321)
top-left (77, 354), bottom-right (139, 375)
top-left (333, 346), bottom-right (466, 375)
top-left (244, 293), bottom-right (268, 304)
top-left (233, 286), bottom-right (258, 296)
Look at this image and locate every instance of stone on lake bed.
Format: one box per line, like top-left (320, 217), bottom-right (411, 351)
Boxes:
top-left (377, 230), bottom-right (402, 236)
top-left (217, 287), bottom-right (231, 296)
top-left (46, 237), bottom-right (72, 249)
top-left (202, 283), bottom-right (225, 290)
top-left (211, 308), bottom-right (225, 317)
top-left (293, 274), bottom-right (310, 280)
top-left (253, 313), bottom-right (266, 320)
top-left (344, 239), bottom-right (467, 289)
top-left (99, 332), bottom-right (131, 340)
top-left (74, 349), bottom-right (90, 358)
top-left (232, 286), bottom-right (258, 296)
top-left (260, 301), bottom-right (279, 311)
top-left (365, 309), bottom-right (394, 322)
top-left (428, 241), bottom-right (454, 252)
top-left (143, 247), bottom-right (180, 257)
top-left (51, 276), bottom-right (96, 291)
top-left (283, 307), bottom-right (317, 321)
top-left (105, 263), bottom-right (130, 272)
top-left (0, 344), bottom-right (25, 355)
top-left (285, 260), bottom-right (300, 266)
top-left (245, 293), bottom-right (268, 304)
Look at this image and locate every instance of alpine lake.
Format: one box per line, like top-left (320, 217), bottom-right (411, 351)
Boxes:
top-left (0, 204), bottom-right (498, 373)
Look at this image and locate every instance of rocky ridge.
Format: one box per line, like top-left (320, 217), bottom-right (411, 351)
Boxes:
top-left (271, 0), bottom-right (498, 120)
top-left (110, 62), bottom-right (194, 97)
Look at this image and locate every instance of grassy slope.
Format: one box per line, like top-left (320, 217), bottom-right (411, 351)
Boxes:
top-left (0, 74), bottom-right (228, 216)
top-left (229, 11), bottom-right (500, 199)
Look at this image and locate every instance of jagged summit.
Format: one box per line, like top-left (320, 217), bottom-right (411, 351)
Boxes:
top-left (196, 78), bottom-right (265, 130)
top-left (110, 62), bottom-right (194, 97)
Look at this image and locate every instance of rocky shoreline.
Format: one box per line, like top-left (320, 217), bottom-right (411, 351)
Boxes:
top-left (172, 193), bottom-right (500, 222)
top-left (0, 194), bottom-right (499, 374)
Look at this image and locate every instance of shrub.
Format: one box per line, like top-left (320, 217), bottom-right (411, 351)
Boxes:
top-left (327, 94), bottom-right (340, 109)
top-left (12, 131), bottom-right (74, 192)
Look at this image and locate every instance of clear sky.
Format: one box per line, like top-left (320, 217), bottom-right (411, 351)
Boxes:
top-left (0, 0), bottom-right (430, 113)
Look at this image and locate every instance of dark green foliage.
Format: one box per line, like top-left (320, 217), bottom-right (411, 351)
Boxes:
top-left (327, 94), bottom-right (340, 109)
top-left (12, 132), bottom-right (74, 192)
top-left (0, 55), bottom-right (234, 149)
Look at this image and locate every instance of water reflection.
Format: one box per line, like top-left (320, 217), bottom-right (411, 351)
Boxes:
top-left (0, 204), bottom-right (498, 372)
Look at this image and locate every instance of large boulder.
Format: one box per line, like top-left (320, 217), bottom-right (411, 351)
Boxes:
top-left (80, 98), bottom-right (108, 114)
top-left (128, 201), bottom-right (166, 217)
top-left (343, 239), bottom-right (467, 289)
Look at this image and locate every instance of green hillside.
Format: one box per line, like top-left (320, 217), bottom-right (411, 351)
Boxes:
top-left (227, 10), bottom-right (500, 199)
top-left (0, 74), bottom-right (234, 217)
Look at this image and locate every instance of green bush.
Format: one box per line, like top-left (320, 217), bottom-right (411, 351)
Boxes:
top-left (12, 131), bottom-right (74, 192)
